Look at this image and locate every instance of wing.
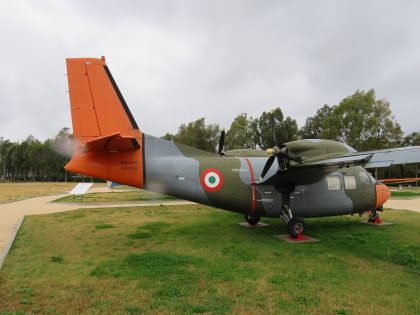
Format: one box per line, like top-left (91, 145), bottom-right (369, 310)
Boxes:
top-left (362, 146), bottom-right (420, 168)
top-left (258, 142), bottom-right (420, 186)
top-left (291, 145), bottom-right (420, 169)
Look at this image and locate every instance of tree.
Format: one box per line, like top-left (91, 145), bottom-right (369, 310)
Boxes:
top-left (170, 118), bottom-right (221, 153)
top-left (225, 113), bottom-right (256, 150)
top-left (299, 105), bottom-right (334, 139)
top-left (252, 108), bottom-right (299, 149)
top-left (161, 133), bottom-right (175, 141)
top-left (324, 90), bottom-right (403, 150)
top-left (402, 132), bottom-right (420, 146)
top-left (303, 89), bottom-right (403, 151)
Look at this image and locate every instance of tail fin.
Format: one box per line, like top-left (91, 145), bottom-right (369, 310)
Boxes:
top-left (65, 57), bottom-right (144, 188)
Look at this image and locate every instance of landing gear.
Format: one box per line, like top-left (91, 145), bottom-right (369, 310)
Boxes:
top-left (368, 207), bottom-right (383, 224)
top-left (245, 214), bottom-right (260, 226)
top-left (287, 217), bottom-right (306, 238)
top-left (280, 205), bottom-right (306, 238)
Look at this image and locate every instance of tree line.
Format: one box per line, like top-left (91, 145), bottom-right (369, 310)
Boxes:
top-left (164, 89), bottom-right (419, 152)
top-left (1, 89), bottom-right (419, 182)
top-left (0, 128), bottom-right (72, 182)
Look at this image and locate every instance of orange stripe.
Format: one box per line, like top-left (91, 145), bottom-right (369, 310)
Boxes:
top-left (244, 157), bottom-right (256, 214)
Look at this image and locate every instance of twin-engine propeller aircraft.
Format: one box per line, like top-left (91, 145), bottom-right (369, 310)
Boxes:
top-left (64, 57), bottom-right (420, 238)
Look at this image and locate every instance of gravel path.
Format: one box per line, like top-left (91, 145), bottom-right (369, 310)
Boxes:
top-left (0, 187), bottom-right (193, 268)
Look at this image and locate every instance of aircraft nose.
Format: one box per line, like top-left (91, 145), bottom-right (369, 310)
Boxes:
top-left (375, 183), bottom-right (390, 208)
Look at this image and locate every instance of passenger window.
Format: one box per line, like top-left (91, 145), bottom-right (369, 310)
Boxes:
top-left (327, 176), bottom-right (342, 191)
top-left (344, 175), bottom-right (357, 190)
top-left (359, 172), bottom-right (370, 185)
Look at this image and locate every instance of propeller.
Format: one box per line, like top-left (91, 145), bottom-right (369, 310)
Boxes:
top-left (218, 129), bottom-right (225, 155)
top-left (259, 111), bottom-right (302, 180)
top-left (260, 145), bottom-right (303, 179)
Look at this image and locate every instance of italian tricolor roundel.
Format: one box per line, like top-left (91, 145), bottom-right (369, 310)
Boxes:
top-left (200, 168), bottom-right (224, 192)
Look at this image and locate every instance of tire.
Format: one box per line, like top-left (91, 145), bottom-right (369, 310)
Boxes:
top-left (245, 214), bottom-right (260, 225)
top-left (287, 217), bottom-right (306, 238)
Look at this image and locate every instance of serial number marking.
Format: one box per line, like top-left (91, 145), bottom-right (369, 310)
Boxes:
top-left (121, 160), bottom-right (138, 165)
top-left (257, 198), bottom-right (274, 203)
top-left (120, 160), bottom-right (138, 170)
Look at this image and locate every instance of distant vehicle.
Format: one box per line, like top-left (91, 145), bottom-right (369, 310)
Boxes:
top-left (64, 57), bottom-right (420, 238)
top-left (107, 181), bottom-right (122, 188)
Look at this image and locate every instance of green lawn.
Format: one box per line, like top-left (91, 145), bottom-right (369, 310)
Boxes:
top-left (0, 183), bottom-right (80, 203)
top-left (0, 206), bottom-right (419, 314)
top-left (390, 190), bottom-right (420, 199)
top-left (53, 191), bottom-right (176, 204)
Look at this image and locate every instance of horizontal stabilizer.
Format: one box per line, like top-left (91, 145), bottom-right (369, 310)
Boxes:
top-left (84, 133), bottom-right (140, 152)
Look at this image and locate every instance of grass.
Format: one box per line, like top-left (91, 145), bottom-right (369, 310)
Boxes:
top-left (0, 205), bottom-right (419, 314)
top-left (0, 182), bottom-right (81, 203)
top-left (53, 190), bottom-right (176, 204)
top-left (390, 190), bottom-right (420, 199)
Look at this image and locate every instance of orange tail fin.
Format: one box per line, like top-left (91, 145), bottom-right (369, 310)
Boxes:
top-left (65, 57), bottom-right (144, 188)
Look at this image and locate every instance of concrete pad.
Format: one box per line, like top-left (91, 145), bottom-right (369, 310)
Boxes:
top-left (361, 221), bottom-right (394, 226)
top-left (274, 234), bottom-right (320, 243)
top-left (238, 222), bottom-right (270, 228)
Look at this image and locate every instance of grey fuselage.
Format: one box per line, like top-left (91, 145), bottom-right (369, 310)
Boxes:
top-left (143, 135), bottom-right (377, 218)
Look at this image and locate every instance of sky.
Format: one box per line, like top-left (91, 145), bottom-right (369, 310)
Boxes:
top-left (0, 0), bottom-right (419, 141)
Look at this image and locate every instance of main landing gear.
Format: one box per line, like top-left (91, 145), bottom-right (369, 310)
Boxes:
top-left (281, 205), bottom-right (306, 238)
top-left (245, 214), bottom-right (261, 226)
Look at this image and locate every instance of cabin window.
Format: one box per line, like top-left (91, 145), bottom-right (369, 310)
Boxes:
top-left (359, 172), bottom-right (370, 185)
top-left (344, 175), bottom-right (357, 190)
top-left (327, 176), bottom-right (342, 191)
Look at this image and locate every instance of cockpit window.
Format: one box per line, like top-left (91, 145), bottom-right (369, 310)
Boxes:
top-left (359, 172), bottom-right (370, 185)
top-left (344, 175), bottom-right (357, 190)
top-left (327, 176), bottom-right (342, 191)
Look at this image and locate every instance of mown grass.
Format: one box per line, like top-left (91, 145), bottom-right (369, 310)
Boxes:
top-left (0, 205), bottom-right (419, 314)
top-left (0, 182), bottom-right (80, 203)
top-left (53, 190), bottom-right (176, 204)
top-left (390, 190), bottom-right (420, 199)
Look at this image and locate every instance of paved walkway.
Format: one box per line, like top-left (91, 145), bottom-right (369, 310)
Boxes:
top-left (0, 187), bottom-right (193, 268)
top-left (385, 199), bottom-right (420, 213)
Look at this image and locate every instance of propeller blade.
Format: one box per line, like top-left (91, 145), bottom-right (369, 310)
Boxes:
top-left (261, 155), bottom-right (276, 179)
top-left (218, 130), bottom-right (225, 155)
top-left (270, 115), bottom-right (277, 145)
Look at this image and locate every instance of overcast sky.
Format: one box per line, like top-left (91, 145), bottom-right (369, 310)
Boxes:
top-left (0, 0), bottom-right (419, 141)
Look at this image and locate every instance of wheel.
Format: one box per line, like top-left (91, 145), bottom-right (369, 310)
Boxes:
top-left (287, 217), bottom-right (306, 238)
top-left (245, 214), bottom-right (260, 225)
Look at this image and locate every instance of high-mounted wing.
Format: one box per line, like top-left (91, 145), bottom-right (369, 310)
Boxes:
top-left (363, 146), bottom-right (420, 168)
top-left (293, 146), bottom-right (420, 169)
top-left (258, 139), bottom-right (420, 186)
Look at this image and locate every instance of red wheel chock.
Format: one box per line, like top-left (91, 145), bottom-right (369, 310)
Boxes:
top-left (296, 231), bottom-right (303, 241)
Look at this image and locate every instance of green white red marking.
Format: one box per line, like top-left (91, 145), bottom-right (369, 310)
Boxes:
top-left (201, 168), bottom-right (224, 192)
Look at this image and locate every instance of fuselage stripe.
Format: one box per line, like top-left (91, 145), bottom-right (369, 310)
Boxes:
top-left (243, 157), bottom-right (256, 214)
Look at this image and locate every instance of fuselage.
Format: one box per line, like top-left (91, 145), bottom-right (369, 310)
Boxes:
top-left (143, 135), bottom-right (388, 218)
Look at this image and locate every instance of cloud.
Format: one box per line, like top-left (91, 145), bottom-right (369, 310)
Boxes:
top-left (0, 0), bottom-right (419, 141)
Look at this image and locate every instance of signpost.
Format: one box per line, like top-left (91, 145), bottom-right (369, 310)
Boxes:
top-left (69, 183), bottom-right (93, 202)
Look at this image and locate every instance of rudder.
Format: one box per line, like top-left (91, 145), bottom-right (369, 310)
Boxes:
top-left (65, 57), bottom-right (144, 188)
